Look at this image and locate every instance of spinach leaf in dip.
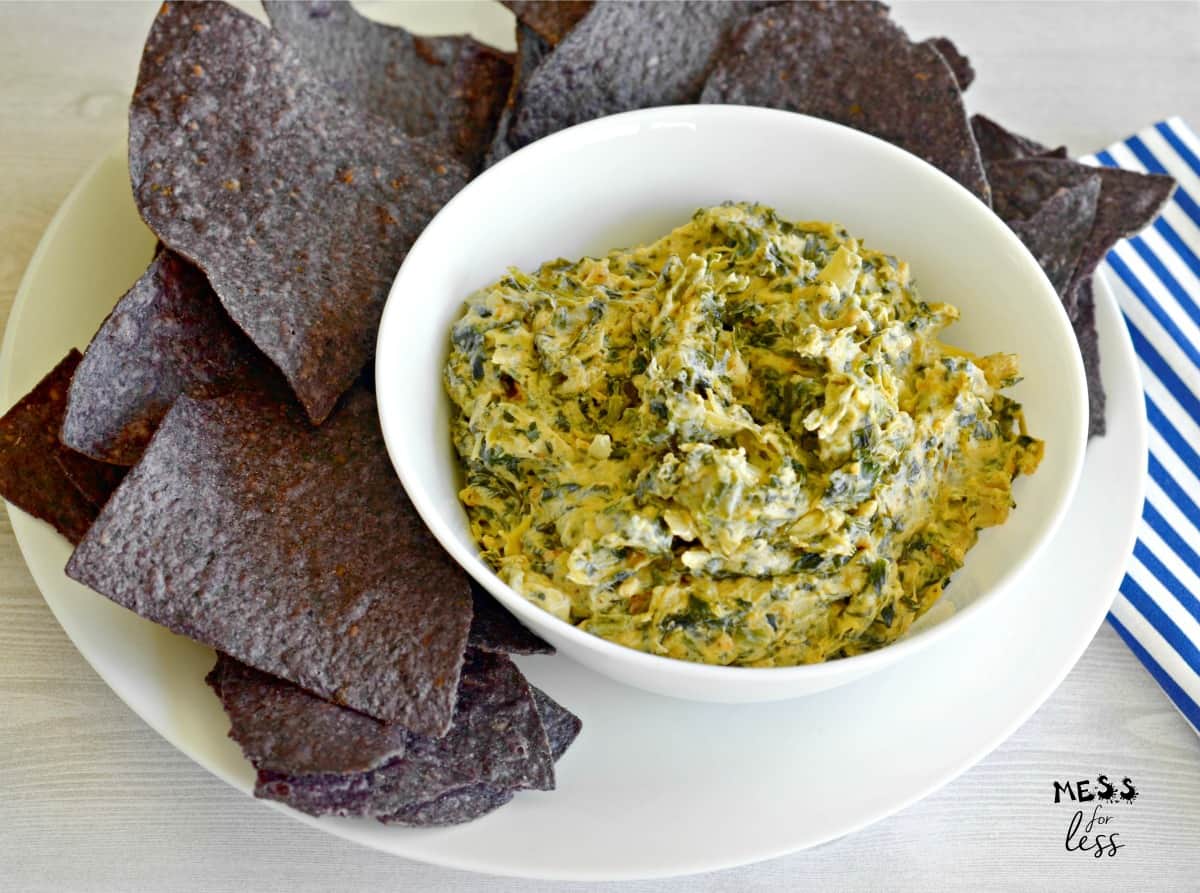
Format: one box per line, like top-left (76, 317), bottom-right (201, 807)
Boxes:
top-left (444, 203), bottom-right (1043, 666)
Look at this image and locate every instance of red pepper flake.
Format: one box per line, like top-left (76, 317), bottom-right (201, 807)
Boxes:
top-left (192, 63), bottom-right (204, 77)
top-left (338, 168), bottom-right (355, 184)
top-left (434, 163), bottom-right (448, 176)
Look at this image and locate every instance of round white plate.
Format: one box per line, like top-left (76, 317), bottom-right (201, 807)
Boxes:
top-left (0, 1), bottom-right (1147, 874)
top-left (0, 146), bottom-right (1146, 881)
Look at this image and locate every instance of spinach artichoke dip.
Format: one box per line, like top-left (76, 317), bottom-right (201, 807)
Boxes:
top-left (445, 203), bottom-right (1043, 666)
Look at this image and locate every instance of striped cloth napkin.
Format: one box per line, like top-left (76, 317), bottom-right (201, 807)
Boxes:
top-left (1079, 119), bottom-right (1200, 734)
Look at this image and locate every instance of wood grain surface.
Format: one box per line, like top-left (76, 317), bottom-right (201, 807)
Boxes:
top-left (2, 3), bottom-right (1199, 890)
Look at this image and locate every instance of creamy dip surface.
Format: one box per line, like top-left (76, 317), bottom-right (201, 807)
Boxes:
top-left (444, 204), bottom-right (1043, 666)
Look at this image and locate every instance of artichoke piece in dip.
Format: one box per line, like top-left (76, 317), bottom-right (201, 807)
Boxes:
top-left (444, 203), bottom-right (1043, 667)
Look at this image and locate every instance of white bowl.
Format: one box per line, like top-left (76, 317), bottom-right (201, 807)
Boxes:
top-left (376, 105), bottom-right (1088, 703)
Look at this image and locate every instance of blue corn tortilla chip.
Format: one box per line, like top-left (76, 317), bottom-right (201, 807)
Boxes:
top-left (61, 250), bottom-right (279, 466)
top-left (502, 1), bottom-right (592, 45)
top-left (380, 782), bottom-right (514, 827)
top-left (1067, 279), bottom-right (1106, 438)
top-left (924, 36), bottom-right (974, 91)
top-left (985, 155), bottom-right (1174, 306)
top-left (129, 2), bottom-right (468, 424)
top-left (985, 158), bottom-right (1100, 227)
top-left (971, 114), bottom-right (1067, 161)
top-left (701, 1), bottom-right (991, 205)
top-left (986, 158), bottom-right (1105, 436)
top-left (531, 686), bottom-right (582, 761)
top-left (209, 649), bottom-right (579, 826)
top-left (468, 581), bottom-right (554, 656)
top-left (54, 449), bottom-right (126, 510)
top-left (382, 685), bottom-right (579, 826)
top-left (984, 151), bottom-right (1174, 439)
top-left (986, 159), bottom-right (1102, 295)
top-left (253, 649), bottom-right (555, 818)
top-left (206, 654), bottom-right (409, 776)
top-left (262, 1), bottom-right (512, 172)
top-left (0, 351), bottom-right (106, 544)
top-left (66, 386), bottom-right (472, 732)
top-left (485, 22), bottom-right (552, 167)
top-left (1069, 165), bottom-right (1175, 296)
top-left (507, 1), bottom-right (770, 154)
top-left (1007, 182), bottom-right (1102, 297)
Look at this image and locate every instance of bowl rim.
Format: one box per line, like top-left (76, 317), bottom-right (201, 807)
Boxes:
top-left (375, 103), bottom-right (1089, 686)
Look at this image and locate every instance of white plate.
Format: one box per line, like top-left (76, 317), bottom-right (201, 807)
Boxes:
top-left (0, 4), bottom-right (1146, 878)
top-left (0, 144), bottom-right (1146, 880)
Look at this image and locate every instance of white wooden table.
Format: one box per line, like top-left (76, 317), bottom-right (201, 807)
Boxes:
top-left (2, 3), bottom-right (1199, 889)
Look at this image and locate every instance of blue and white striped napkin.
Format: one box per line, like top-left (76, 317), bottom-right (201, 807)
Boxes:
top-left (1079, 119), bottom-right (1200, 734)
